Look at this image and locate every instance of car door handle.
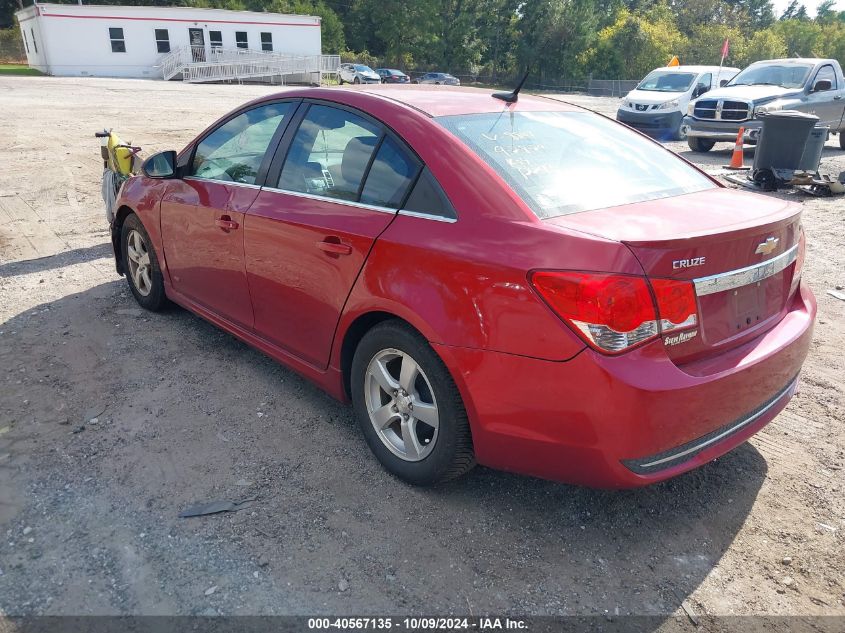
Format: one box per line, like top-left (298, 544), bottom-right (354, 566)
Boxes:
top-left (215, 216), bottom-right (239, 231)
top-left (316, 239), bottom-right (352, 255)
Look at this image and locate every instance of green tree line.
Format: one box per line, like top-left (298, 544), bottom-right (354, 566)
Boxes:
top-left (3, 0), bottom-right (845, 80)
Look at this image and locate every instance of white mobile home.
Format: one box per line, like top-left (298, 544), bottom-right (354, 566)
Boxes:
top-left (15, 3), bottom-right (323, 79)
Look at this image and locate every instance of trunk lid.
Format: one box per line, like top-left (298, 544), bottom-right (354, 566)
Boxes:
top-left (547, 188), bottom-right (802, 363)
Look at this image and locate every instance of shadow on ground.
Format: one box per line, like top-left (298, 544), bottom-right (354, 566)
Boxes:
top-left (0, 280), bottom-right (769, 619)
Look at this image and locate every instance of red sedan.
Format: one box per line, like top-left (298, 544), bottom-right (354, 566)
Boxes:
top-left (112, 86), bottom-right (815, 487)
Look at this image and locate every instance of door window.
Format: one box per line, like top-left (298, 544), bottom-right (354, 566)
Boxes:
top-left (360, 136), bottom-right (419, 208)
top-left (191, 102), bottom-right (293, 185)
top-left (814, 65), bottom-right (837, 90)
top-left (694, 73), bottom-right (712, 96)
top-left (277, 105), bottom-right (381, 202)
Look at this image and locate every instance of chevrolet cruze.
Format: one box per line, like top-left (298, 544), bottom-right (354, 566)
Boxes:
top-left (111, 86), bottom-right (815, 487)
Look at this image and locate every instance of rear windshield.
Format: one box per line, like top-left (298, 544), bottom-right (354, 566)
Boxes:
top-left (637, 71), bottom-right (697, 92)
top-left (436, 111), bottom-right (715, 218)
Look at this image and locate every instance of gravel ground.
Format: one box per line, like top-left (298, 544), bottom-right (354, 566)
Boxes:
top-left (0, 77), bottom-right (843, 621)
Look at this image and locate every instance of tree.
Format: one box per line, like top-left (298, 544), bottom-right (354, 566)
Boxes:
top-left (774, 18), bottom-right (822, 56)
top-left (738, 27), bottom-right (787, 65)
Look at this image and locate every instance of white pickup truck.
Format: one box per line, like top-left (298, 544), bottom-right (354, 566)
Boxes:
top-left (682, 58), bottom-right (845, 152)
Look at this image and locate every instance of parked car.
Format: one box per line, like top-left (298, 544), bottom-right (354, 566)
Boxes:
top-left (683, 58), bottom-right (845, 151)
top-left (415, 72), bottom-right (460, 85)
top-left (114, 87), bottom-right (815, 488)
top-left (617, 65), bottom-right (739, 141)
top-left (337, 63), bottom-right (381, 85)
top-left (376, 68), bottom-right (410, 84)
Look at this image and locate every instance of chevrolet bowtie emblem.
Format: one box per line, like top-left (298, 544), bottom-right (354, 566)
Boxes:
top-left (755, 237), bottom-right (779, 255)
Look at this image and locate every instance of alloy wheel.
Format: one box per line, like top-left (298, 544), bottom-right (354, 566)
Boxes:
top-left (126, 229), bottom-right (153, 297)
top-left (364, 348), bottom-right (439, 462)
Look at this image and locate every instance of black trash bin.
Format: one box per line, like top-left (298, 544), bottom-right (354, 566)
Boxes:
top-left (752, 110), bottom-right (819, 189)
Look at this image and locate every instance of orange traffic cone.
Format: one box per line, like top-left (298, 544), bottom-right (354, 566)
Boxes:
top-left (725, 127), bottom-right (749, 170)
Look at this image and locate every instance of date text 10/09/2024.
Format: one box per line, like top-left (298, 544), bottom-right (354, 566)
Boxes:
top-left (307, 617), bottom-right (528, 630)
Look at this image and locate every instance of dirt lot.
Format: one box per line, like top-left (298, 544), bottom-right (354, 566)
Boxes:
top-left (0, 77), bottom-right (843, 622)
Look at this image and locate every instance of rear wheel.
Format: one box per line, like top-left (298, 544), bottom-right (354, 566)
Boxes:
top-left (351, 321), bottom-right (475, 485)
top-left (687, 137), bottom-right (716, 152)
top-left (121, 214), bottom-right (167, 311)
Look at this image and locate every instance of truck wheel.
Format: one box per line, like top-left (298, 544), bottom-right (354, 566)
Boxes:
top-left (840, 132), bottom-right (845, 151)
top-left (687, 137), bottom-right (716, 152)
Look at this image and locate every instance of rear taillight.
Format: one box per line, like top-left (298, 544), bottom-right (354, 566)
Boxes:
top-left (530, 271), bottom-right (698, 354)
top-left (790, 231), bottom-right (805, 296)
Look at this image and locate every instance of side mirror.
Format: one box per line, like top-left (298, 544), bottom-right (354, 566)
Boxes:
top-left (694, 85), bottom-right (708, 97)
top-left (812, 79), bottom-right (832, 92)
top-left (720, 79), bottom-right (729, 87)
top-left (142, 150), bottom-right (178, 179)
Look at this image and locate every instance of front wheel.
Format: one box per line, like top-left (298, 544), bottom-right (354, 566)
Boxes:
top-left (121, 213), bottom-right (167, 311)
top-left (687, 137), bottom-right (716, 152)
top-left (351, 321), bottom-right (475, 485)
top-left (353, 77), bottom-right (360, 85)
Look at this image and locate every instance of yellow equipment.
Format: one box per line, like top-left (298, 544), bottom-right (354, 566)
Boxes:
top-left (95, 129), bottom-right (142, 223)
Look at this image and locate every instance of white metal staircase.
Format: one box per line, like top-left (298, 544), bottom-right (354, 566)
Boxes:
top-left (158, 45), bottom-right (340, 85)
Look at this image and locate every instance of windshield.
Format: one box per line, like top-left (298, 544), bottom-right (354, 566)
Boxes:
top-left (728, 63), bottom-right (813, 89)
top-left (436, 111), bottom-right (715, 218)
top-left (354, 65), bottom-right (373, 72)
top-left (636, 71), bottom-right (697, 92)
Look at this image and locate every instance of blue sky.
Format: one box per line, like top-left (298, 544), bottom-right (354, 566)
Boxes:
top-left (771, 0), bottom-right (843, 17)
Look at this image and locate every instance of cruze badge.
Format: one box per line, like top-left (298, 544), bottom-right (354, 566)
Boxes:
top-left (664, 330), bottom-right (698, 347)
top-left (673, 257), bottom-right (706, 270)
top-left (755, 237), bottom-right (779, 255)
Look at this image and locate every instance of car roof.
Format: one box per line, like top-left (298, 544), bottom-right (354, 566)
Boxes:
top-left (256, 86), bottom-right (584, 118)
top-left (355, 86), bottom-right (581, 116)
top-left (749, 58), bottom-right (831, 65)
top-left (651, 65), bottom-right (740, 73)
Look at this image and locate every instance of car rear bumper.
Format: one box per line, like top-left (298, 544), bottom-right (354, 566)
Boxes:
top-left (434, 280), bottom-right (816, 488)
top-left (616, 109), bottom-right (683, 137)
top-left (683, 116), bottom-right (762, 141)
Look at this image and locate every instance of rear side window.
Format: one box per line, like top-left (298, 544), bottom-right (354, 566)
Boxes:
top-left (278, 105), bottom-right (381, 202)
top-left (191, 102), bottom-right (292, 184)
top-left (403, 168), bottom-right (455, 219)
top-left (360, 137), bottom-right (419, 208)
top-left (437, 111), bottom-right (714, 218)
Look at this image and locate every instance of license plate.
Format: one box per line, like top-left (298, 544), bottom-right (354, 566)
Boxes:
top-left (731, 283), bottom-right (767, 331)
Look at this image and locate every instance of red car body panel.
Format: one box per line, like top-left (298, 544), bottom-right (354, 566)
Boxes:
top-left (112, 86), bottom-right (816, 487)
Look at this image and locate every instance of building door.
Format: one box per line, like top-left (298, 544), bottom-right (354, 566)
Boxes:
top-left (188, 28), bottom-right (206, 62)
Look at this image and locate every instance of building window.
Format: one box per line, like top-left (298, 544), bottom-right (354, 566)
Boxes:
top-left (235, 31), bottom-right (248, 49)
top-left (155, 29), bottom-right (170, 53)
top-left (209, 30), bottom-right (222, 48)
top-left (109, 27), bottom-right (126, 53)
top-left (261, 32), bottom-right (272, 52)
top-left (22, 30), bottom-right (29, 53)
top-left (31, 28), bottom-right (38, 53)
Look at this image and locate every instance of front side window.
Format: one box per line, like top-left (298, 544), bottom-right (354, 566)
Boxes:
top-left (637, 71), bottom-right (696, 92)
top-left (155, 29), bottom-right (170, 54)
top-left (209, 30), bottom-right (223, 48)
top-left (191, 102), bottom-right (293, 184)
top-left (278, 105), bottom-right (380, 202)
top-left (261, 32), bottom-right (272, 52)
top-left (109, 27), bottom-right (125, 53)
top-left (437, 111), bottom-right (715, 219)
top-left (813, 65), bottom-right (837, 90)
top-left (235, 31), bottom-right (248, 49)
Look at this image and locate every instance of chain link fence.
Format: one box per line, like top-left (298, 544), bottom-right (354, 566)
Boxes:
top-left (0, 28), bottom-right (26, 64)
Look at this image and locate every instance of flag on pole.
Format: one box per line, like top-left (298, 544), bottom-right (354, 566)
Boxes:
top-left (720, 39), bottom-right (730, 62)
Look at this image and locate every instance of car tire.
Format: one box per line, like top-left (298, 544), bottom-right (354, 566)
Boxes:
top-left (687, 137), bottom-right (715, 152)
top-left (121, 213), bottom-right (168, 312)
top-left (338, 76), bottom-right (343, 85)
top-left (674, 125), bottom-right (688, 142)
top-left (840, 132), bottom-right (845, 150)
top-left (354, 77), bottom-right (360, 85)
top-left (351, 320), bottom-right (475, 486)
